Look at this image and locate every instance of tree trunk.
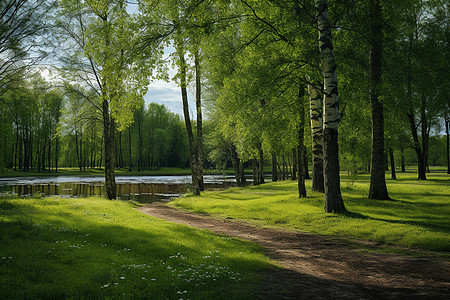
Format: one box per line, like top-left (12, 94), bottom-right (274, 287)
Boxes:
top-left (384, 150), bottom-right (389, 171)
top-left (258, 147), bottom-right (265, 184)
top-left (48, 137), bottom-right (51, 173)
top-left (292, 148), bottom-right (297, 180)
top-left (41, 140), bottom-right (45, 172)
top-left (80, 136), bottom-right (83, 172)
top-left (389, 147), bottom-right (396, 180)
top-left (137, 113), bottom-right (143, 172)
top-left (55, 136), bottom-right (59, 173)
top-left (23, 131), bottom-right (30, 172)
top-left (128, 126), bottom-right (132, 172)
top-left (18, 134), bottom-right (23, 170)
top-left (368, 0), bottom-right (390, 200)
top-left (75, 131), bottom-right (81, 172)
top-left (420, 94), bottom-right (429, 174)
top-left (407, 111), bottom-right (427, 180)
top-left (406, 36), bottom-right (426, 180)
top-left (401, 148), bottom-right (406, 172)
top-left (195, 50), bottom-right (204, 191)
top-left (315, 0), bottom-right (345, 212)
top-left (446, 115), bottom-right (449, 174)
top-left (239, 160), bottom-right (246, 185)
top-left (176, 35), bottom-right (200, 195)
top-left (230, 145), bottom-right (242, 186)
top-left (103, 99), bottom-right (117, 200)
top-left (271, 152), bottom-right (278, 182)
top-left (118, 130), bottom-right (123, 169)
top-left (304, 145), bottom-right (311, 180)
top-left (252, 158), bottom-right (259, 185)
top-left (297, 85), bottom-right (306, 198)
top-left (99, 134), bottom-right (103, 170)
top-left (14, 124), bottom-right (18, 171)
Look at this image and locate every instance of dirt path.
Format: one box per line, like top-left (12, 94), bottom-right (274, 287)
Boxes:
top-left (138, 204), bottom-right (450, 299)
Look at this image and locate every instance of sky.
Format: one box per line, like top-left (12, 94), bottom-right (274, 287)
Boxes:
top-left (144, 46), bottom-right (197, 118)
top-left (40, 45), bottom-right (197, 120)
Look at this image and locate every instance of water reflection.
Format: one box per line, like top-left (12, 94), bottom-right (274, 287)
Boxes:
top-left (0, 175), bottom-right (235, 203)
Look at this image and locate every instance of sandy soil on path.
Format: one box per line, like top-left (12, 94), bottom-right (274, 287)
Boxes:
top-left (138, 203), bottom-right (450, 299)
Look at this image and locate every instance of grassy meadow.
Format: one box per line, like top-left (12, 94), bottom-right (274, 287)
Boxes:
top-left (171, 170), bottom-right (450, 252)
top-left (0, 196), bottom-right (272, 299)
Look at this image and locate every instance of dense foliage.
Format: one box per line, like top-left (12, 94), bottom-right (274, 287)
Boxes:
top-left (0, 0), bottom-right (448, 202)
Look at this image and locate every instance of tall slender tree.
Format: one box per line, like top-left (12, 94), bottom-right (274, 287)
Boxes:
top-left (308, 81), bottom-right (324, 192)
top-left (315, 0), bottom-right (345, 213)
top-left (57, 0), bottom-right (159, 198)
top-left (368, 0), bottom-right (390, 200)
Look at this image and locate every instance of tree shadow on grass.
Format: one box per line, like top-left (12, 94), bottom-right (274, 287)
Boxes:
top-left (257, 267), bottom-right (449, 300)
top-left (342, 210), bottom-right (449, 233)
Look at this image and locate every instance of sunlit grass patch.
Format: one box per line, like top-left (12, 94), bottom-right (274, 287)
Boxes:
top-left (0, 196), bottom-right (272, 299)
top-left (171, 172), bottom-right (450, 251)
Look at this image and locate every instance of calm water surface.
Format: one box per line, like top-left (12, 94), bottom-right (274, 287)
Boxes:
top-left (0, 175), bottom-right (236, 203)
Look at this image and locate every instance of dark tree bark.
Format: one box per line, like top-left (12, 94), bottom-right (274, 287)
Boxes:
top-left (316, 0), bottom-right (346, 212)
top-left (252, 158), bottom-right (259, 185)
top-left (230, 145), bottom-right (242, 186)
top-left (80, 136), bottom-right (83, 172)
top-left (446, 115), bottom-right (449, 174)
top-left (292, 148), bottom-right (297, 181)
top-left (118, 130), bottom-right (123, 169)
top-left (297, 85), bottom-right (306, 198)
top-left (271, 152), bottom-right (278, 182)
top-left (389, 147), bottom-right (396, 180)
top-left (137, 112), bottom-right (143, 172)
top-left (99, 134), bottom-right (103, 170)
top-left (103, 99), bottom-right (116, 200)
top-left (75, 131), bottom-right (81, 171)
top-left (176, 35), bottom-right (200, 195)
top-left (401, 148), bottom-right (406, 172)
top-left (128, 126), bottom-right (132, 172)
top-left (239, 159), bottom-right (246, 186)
top-left (420, 95), bottom-right (429, 174)
top-left (55, 136), bottom-right (59, 173)
top-left (258, 147), bottom-right (265, 184)
top-left (407, 111), bottom-right (427, 180)
top-left (368, 0), bottom-right (390, 200)
top-left (14, 124), bottom-right (18, 171)
top-left (406, 36), bottom-right (426, 180)
top-left (18, 133), bottom-right (23, 170)
top-left (194, 50), bottom-right (204, 191)
top-left (48, 137), bottom-right (51, 173)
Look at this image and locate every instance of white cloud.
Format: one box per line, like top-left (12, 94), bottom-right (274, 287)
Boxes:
top-left (145, 79), bottom-right (197, 119)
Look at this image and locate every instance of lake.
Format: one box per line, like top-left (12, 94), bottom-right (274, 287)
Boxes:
top-left (0, 175), bottom-right (236, 203)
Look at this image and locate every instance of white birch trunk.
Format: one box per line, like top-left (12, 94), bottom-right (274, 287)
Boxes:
top-left (308, 83), bottom-right (324, 193)
top-left (315, 0), bottom-right (345, 213)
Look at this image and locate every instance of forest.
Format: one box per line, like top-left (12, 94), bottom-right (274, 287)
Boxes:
top-left (1, 1), bottom-right (450, 299)
top-left (0, 0), bottom-right (449, 208)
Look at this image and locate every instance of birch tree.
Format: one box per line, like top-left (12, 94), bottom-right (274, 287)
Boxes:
top-left (315, 0), bottom-right (345, 213)
top-left (308, 81), bottom-right (324, 192)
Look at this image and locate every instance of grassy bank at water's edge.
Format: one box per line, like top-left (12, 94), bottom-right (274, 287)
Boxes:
top-left (171, 172), bottom-right (450, 252)
top-left (0, 196), bottom-right (272, 299)
top-left (0, 167), bottom-right (243, 178)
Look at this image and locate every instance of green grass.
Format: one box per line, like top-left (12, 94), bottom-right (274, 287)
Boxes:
top-left (0, 195), bottom-right (272, 299)
top-left (171, 171), bottom-right (450, 252)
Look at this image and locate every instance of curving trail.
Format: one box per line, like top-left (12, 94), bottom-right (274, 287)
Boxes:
top-left (138, 203), bottom-right (450, 299)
